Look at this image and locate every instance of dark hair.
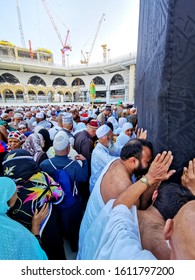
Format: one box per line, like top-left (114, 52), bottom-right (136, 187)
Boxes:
top-left (5, 108), bottom-right (14, 113)
top-left (105, 121), bottom-right (113, 131)
top-left (153, 182), bottom-right (195, 220)
top-left (120, 138), bottom-right (153, 161)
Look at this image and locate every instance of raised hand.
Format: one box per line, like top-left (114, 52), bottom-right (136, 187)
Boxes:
top-left (136, 128), bottom-right (147, 140)
top-left (181, 158), bottom-right (195, 195)
top-left (146, 151), bottom-right (176, 186)
top-left (31, 203), bottom-right (49, 235)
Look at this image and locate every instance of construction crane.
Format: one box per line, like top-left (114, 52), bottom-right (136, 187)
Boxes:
top-left (16, 0), bottom-right (26, 48)
top-left (41, 0), bottom-right (71, 65)
top-left (81, 13), bottom-right (105, 64)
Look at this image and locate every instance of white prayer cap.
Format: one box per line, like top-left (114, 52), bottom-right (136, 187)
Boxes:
top-left (62, 113), bottom-right (73, 124)
top-left (116, 134), bottom-right (130, 147)
top-left (122, 122), bottom-right (133, 133)
top-left (118, 117), bottom-right (127, 128)
top-left (53, 131), bottom-right (69, 151)
top-left (107, 116), bottom-right (118, 126)
top-left (16, 107), bottom-right (23, 112)
top-left (75, 122), bottom-right (86, 131)
top-left (14, 112), bottom-right (23, 119)
top-left (36, 112), bottom-right (44, 119)
top-left (96, 124), bottom-right (111, 139)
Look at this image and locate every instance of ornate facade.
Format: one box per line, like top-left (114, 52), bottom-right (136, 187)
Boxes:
top-left (0, 46), bottom-right (136, 105)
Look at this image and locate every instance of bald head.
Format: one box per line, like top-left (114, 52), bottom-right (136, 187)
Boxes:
top-left (164, 201), bottom-right (195, 260)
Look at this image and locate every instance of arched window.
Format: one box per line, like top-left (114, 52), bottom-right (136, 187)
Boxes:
top-left (1, 73), bottom-right (19, 84)
top-left (92, 76), bottom-right (106, 85)
top-left (72, 78), bottom-right (85, 86)
top-left (110, 74), bottom-right (124, 85)
top-left (53, 78), bottom-right (67, 86)
top-left (28, 76), bottom-right (46, 86)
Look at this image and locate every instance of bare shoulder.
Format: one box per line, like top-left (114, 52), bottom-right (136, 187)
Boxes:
top-left (101, 159), bottom-right (132, 203)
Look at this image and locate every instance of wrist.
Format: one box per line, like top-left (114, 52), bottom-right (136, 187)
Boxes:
top-left (144, 174), bottom-right (156, 186)
top-left (31, 226), bottom-right (40, 235)
top-left (186, 185), bottom-right (195, 195)
top-left (140, 176), bottom-right (151, 188)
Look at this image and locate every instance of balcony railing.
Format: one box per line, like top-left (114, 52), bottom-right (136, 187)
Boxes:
top-left (0, 52), bottom-right (136, 70)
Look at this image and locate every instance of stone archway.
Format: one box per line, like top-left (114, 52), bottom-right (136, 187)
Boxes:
top-left (15, 91), bottom-right (24, 103)
top-left (28, 91), bottom-right (37, 103)
top-left (64, 92), bottom-right (72, 102)
top-left (4, 90), bottom-right (14, 103)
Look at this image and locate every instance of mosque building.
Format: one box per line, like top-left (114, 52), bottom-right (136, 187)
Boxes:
top-left (0, 40), bottom-right (136, 105)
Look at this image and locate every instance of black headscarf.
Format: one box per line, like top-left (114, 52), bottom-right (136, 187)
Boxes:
top-left (2, 148), bottom-right (63, 231)
top-left (2, 149), bottom-right (40, 182)
top-left (38, 128), bottom-right (53, 152)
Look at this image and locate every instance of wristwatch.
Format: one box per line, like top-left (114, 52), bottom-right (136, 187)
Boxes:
top-left (140, 176), bottom-right (150, 188)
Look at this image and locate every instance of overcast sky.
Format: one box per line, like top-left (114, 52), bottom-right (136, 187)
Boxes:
top-left (0, 0), bottom-right (140, 66)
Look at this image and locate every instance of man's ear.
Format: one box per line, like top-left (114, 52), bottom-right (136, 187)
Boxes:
top-left (163, 219), bottom-right (174, 240)
top-left (129, 157), bottom-right (139, 167)
top-left (152, 190), bottom-right (158, 203)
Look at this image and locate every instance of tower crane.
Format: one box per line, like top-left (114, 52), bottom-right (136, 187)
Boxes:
top-left (16, 0), bottom-right (26, 48)
top-left (81, 13), bottom-right (105, 64)
top-left (41, 0), bottom-right (71, 65)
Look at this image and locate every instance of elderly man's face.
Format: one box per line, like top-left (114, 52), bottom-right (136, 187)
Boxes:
top-left (15, 117), bottom-right (23, 124)
top-left (25, 113), bottom-right (32, 119)
top-left (7, 138), bottom-right (22, 150)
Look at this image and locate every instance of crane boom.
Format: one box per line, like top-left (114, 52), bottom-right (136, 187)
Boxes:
top-left (81, 13), bottom-right (105, 64)
top-left (16, 0), bottom-right (26, 48)
top-left (41, 0), bottom-right (64, 46)
top-left (41, 0), bottom-right (71, 65)
top-left (88, 13), bottom-right (105, 63)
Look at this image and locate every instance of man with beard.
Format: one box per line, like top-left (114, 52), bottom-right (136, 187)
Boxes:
top-left (77, 139), bottom-right (175, 258)
top-left (89, 124), bottom-right (117, 193)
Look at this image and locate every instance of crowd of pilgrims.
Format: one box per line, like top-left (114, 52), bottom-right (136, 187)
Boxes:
top-left (0, 103), bottom-right (195, 260)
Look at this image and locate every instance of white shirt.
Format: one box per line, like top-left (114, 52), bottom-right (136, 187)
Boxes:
top-left (89, 142), bottom-right (117, 192)
top-left (79, 200), bottom-right (156, 260)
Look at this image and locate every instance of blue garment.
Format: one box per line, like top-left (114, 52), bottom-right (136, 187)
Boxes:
top-left (40, 155), bottom-right (88, 185)
top-left (0, 177), bottom-right (48, 260)
top-left (79, 200), bottom-right (156, 260)
top-left (89, 143), bottom-right (117, 192)
top-left (40, 155), bottom-right (89, 252)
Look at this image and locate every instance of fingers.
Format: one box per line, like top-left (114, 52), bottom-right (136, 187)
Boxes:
top-left (188, 160), bottom-right (193, 173)
top-left (40, 203), bottom-right (49, 215)
top-left (165, 169), bottom-right (176, 180)
top-left (188, 159), bottom-right (195, 176)
top-left (183, 166), bottom-right (188, 174)
top-left (153, 151), bottom-right (173, 167)
top-left (35, 203), bottom-right (49, 219)
top-left (153, 153), bottom-right (162, 163)
top-left (164, 153), bottom-right (174, 170)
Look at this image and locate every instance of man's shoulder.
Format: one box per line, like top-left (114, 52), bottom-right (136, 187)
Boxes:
top-left (74, 130), bottom-right (86, 139)
top-left (40, 158), bottom-right (51, 168)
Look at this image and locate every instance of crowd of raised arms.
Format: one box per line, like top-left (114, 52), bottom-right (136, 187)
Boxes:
top-left (0, 103), bottom-right (195, 260)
